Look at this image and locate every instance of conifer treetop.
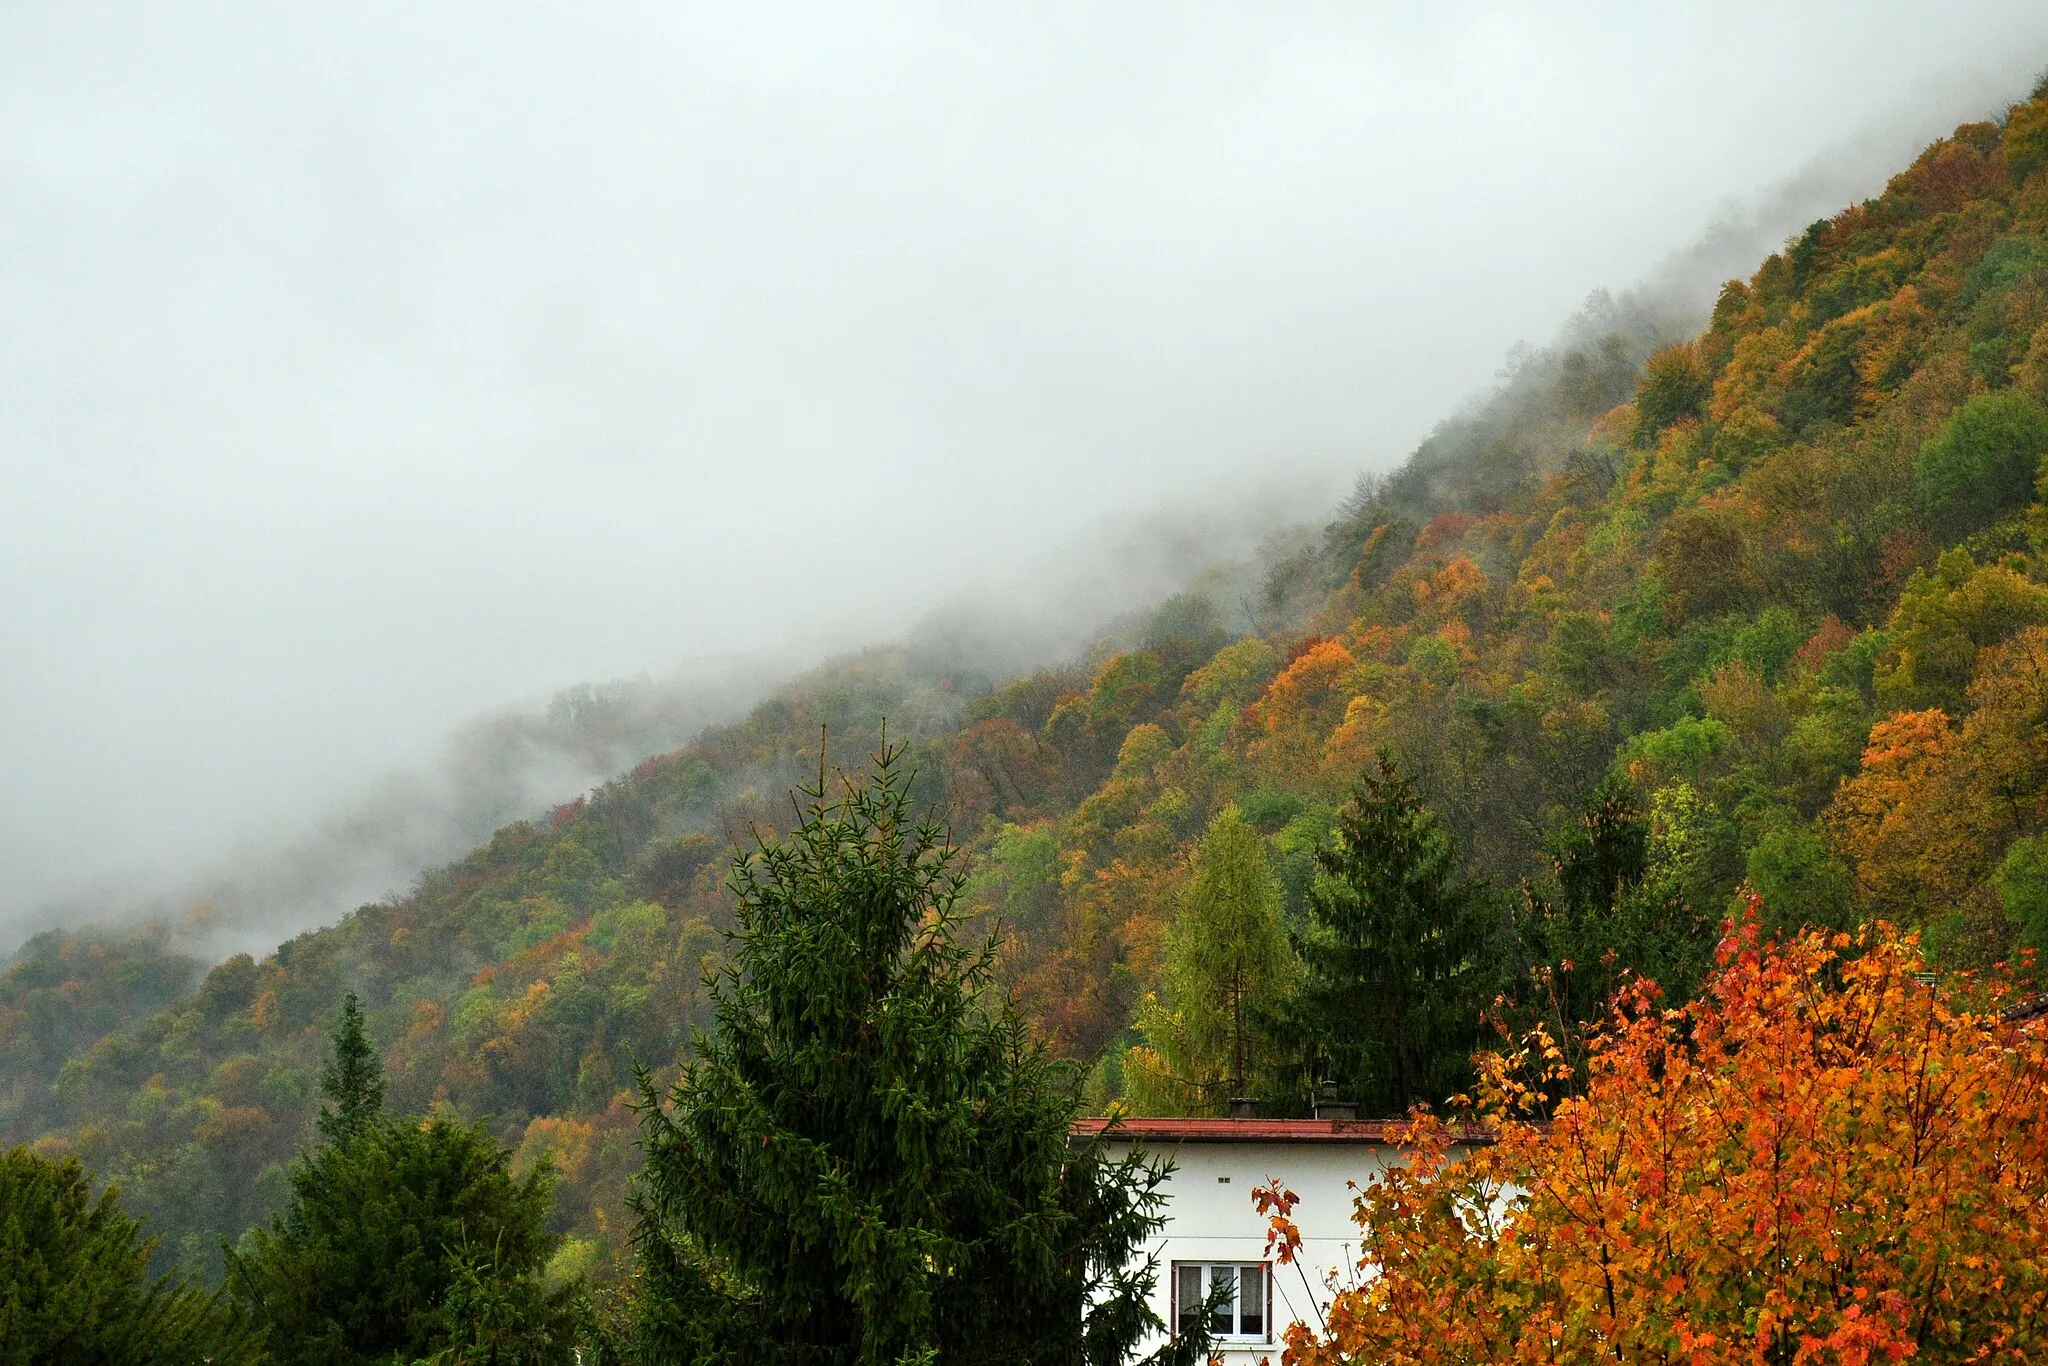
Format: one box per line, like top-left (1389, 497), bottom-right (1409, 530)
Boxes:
top-left (317, 990), bottom-right (386, 1147)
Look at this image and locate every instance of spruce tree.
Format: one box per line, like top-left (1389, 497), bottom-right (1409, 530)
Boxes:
top-left (316, 991), bottom-right (384, 1147)
top-left (624, 746), bottom-right (1206, 1366)
top-left (0, 1146), bottom-right (256, 1365)
top-left (1517, 777), bottom-right (1654, 1028)
top-left (1512, 778), bottom-right (1719, 1081)
top-left (228, 994), bottom-right (573, 1364)
top-left (1291, 753), bottom-right (1498, 1116)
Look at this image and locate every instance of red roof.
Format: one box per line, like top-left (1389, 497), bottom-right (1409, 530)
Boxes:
top-left (1069, 1117), bottom-right (1493, 1145)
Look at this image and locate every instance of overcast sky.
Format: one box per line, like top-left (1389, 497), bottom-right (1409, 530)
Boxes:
top-left (6, 2), bottom-right (2048, 941)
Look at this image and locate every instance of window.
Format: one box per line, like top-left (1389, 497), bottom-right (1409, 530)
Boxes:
top-left (1173, 1262), bottom-right (1269, 1342)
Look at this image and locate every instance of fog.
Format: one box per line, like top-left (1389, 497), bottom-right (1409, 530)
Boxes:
top-left (5, 3), bottom-right (2048, 948)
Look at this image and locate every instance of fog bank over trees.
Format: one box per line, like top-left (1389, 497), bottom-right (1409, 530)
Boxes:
top-left (5, 3), bottom-right (2046, 947)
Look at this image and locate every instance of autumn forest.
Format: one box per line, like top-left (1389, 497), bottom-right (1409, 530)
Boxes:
top-left (13, 72), bottom-right (2048, 1366)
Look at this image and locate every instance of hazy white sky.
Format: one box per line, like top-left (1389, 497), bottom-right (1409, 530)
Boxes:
top-left (6, 2), bottom-right (2048, 934)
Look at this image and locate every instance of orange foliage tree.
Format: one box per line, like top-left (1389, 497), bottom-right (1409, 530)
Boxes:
top-left (1826, 707), bottom-right (1975, 917)
top-left (1266, 911), bottom-right (2048, 1364)
top-left (1831, 626), bottom-right (2048, 937)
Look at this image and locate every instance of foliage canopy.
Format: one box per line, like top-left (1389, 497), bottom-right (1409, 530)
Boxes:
top-left (625, 747), bottom-right (1203, 1366)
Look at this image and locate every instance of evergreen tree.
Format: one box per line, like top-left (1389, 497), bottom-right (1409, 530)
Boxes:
top-left (316, 991), bottom-right (385, 1147)
top-left (624, 746), bottom-right (1207, 1366)
top-left (0, 1145), bottom-right (255, 1365)
top-left (1513, 778), bottom-right (1719, 1080)
top-left (1514, 776), bottom-right (1651, 1036)
top-left (1290, 753), bottom-right (1499, 1117)
top-left (1126, 805), bottom-right (1295, 1112)
top-left (228, 997), bottom-right (574, 1365)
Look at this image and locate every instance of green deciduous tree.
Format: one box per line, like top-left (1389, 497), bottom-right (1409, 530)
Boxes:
top-left (228, 999), bottom-right (573, 1365)
top-left (1915, 388), bottom-right (2048, 542)
top-left (1999, 834), bottom-right (2048, 954)
top-left (0, 1145), bottom-right (254, 1365)
top-left (1290, 754), bottom-right (1500, 1117)
top-left (1126, 805), bottom-right (1295, 1112)
top-left (623, 747), bottom-right (1205, 1366)
top-left (1874, 550), bottom-right (2048, 715)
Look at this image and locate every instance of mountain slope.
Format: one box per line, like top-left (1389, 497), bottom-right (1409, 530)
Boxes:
top-left (14, 82), bottom-right (2048, 1279)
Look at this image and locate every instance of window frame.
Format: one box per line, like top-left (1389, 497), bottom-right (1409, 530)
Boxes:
top-left (1169, 1259), bottom-right (1274, 1345)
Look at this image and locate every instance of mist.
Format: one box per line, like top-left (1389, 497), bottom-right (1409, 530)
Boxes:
top-left (6, 4), bottom-right (2048, 948)
top-left (41, 493), bottom-right (1316, 960)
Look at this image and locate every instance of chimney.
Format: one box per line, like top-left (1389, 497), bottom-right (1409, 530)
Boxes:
top-left (1228, 1096), bottom-right (1259, 1119)
top-left (1312, 1080), bottom-right (1356, 1122)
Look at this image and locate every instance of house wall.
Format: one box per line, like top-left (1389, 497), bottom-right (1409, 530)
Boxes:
top-left (1101, 1137), bottom-right (1422, 1364)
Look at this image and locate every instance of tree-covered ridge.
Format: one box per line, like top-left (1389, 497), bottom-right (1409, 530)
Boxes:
top-left (3, 650), bottom-right (981, 1277)
top-left (976, 93), bottom-right (2048, 1077)
top-left (14, 85), bottom-right (2048, 1285)
top-left (0, 924), bottom-right (202, 1133)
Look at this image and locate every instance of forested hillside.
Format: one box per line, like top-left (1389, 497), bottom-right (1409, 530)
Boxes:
top-left (12, 84), bottom-right (2048, 1283)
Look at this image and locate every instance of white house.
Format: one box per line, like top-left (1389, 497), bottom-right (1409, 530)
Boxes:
top-left (1072, 1112), bottom-right (1485, 1363)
